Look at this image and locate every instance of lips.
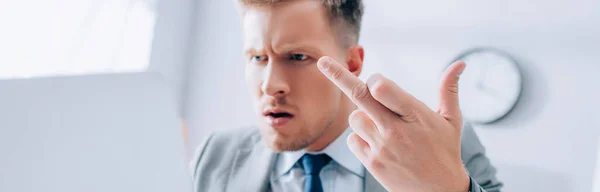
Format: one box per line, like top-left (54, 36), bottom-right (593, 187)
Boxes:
top-left (263, 108), bottom-right (294, 127)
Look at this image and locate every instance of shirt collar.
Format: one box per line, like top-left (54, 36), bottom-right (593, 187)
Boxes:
top-left (274, 128), bottom-right (364, 178)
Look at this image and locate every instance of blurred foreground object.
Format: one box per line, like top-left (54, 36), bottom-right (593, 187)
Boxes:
top-left (0, 72), bottom-right (191, 192)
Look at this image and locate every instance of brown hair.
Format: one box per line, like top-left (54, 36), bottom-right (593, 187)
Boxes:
top-left (238, 0), bottom-right (364, 47)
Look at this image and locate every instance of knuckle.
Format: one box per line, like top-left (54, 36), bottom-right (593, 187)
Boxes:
top-left (441, 113), bottom-right (458, 122)
top-left (446, 83), bottom-right (459, 94)
top-left (329, 67), bottom-right (344, 80)
top-left (373, 146), bottom-right (387, 156)
top-left (380, 124), bottom-right (396, 137)
top-left (381, 122), bottom-right (410, 141)
top-left (348, 111), bottom-right (362, 124)
top-left (351, 82), bottom-right (369, 101)
top-left (382, 128), bottom-right (401, 142)
top-left (366, 148), bottom-right (386, 170)
top-left (370, 144), bottom-right (390, 158)
top-left (381, 129), bottom-right (396, 141)
top-left (366, 157), bottom-right (384, 170)
top-left (369, 80), bottom-right (388, 100)
top-left (400, 107), bottom-right (420, 122)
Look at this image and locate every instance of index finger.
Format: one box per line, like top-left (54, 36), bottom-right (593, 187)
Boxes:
top-left (317, 56), bottom-right (396, 126)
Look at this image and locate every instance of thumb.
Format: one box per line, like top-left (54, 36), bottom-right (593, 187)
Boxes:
top-left (437, 61), bottom-right (466, 128)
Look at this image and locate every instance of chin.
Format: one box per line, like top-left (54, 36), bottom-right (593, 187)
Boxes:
top-left (268, 140), bottom-right (310, 152)
top-left (259, 126), bottom-right (313, 152)
top-left (256, 116), bottom-right (333, 152)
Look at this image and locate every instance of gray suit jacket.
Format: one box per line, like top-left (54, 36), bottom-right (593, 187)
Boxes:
top-left (191, 124), bottom-right (503, 192)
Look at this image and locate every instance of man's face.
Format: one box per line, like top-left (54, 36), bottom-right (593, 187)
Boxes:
top-left (242, 1), bottom-right (347, 151)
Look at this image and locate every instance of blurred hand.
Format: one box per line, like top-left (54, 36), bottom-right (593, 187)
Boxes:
top-left (318, 56), bottom-right (469, 192)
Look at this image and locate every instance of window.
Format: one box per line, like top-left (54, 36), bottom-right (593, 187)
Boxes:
top-left (0, 0), bottom-right (157, 79)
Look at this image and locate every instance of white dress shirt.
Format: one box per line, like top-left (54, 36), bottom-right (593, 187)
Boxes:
top-left (270, 128), bottom-right (365, 192)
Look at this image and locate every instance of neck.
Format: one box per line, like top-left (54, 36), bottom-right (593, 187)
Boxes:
top-left (304, 98), bottom-right (355, 152)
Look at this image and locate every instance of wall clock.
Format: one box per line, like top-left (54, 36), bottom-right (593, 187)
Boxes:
top-left (448, 48), bottom-right (523, 124)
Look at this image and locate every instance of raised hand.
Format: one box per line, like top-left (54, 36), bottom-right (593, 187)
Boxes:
top-left (317, 56), bottom-right (469, 192)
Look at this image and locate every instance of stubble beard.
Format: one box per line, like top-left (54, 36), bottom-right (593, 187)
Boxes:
top-left (265, 118), bottom-right (334, 152)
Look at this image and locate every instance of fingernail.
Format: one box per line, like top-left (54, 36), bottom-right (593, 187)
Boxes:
top-left (318, 57), bottom-right (331, 71)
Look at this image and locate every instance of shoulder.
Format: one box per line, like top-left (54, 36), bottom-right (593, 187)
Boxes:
top-left (203, 127), bottom-right (262, 151)
top-left (189, 127), bottom-right (262, 173)
top-left (189, 127), bottom-right (264, 191)
top-left (459, 123), bottom-right (504, 191)
top-left (460, 123), bottom-right (485, 157)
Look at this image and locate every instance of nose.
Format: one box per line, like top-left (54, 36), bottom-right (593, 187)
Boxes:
top-left (261, 63), bottom-right (290, 97)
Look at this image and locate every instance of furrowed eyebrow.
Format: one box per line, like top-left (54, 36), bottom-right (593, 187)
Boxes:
top-left (274, 43), bottom-right (321, 55)
top-left (244, 48), bottom-right (259, 56)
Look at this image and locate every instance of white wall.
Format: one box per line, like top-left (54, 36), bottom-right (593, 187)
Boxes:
top-left (184, 0), bottom-right (600, 191)
top-left (149, 0), bottom-right (198, 116)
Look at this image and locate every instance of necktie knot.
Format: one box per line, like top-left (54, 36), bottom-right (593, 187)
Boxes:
top-left (300, 154), bottom-right (331, 175)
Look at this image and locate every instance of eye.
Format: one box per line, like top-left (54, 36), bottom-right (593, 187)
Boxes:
top-left (252, 55), bottom-right (268, 62)
top-left (289, 54), bottom-right (308, 61)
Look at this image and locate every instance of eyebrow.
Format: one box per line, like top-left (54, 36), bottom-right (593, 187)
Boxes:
top-left (243, 41), bottom-right (323, 56)
top-left (244, 48), bottom-right (259, 56)
top-left (274, 42), bottom-right (322, 55)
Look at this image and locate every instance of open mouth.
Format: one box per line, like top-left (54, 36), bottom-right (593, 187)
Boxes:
top-left (267, 112), bottom-right (294, 118)
top-left (263, 109), bottom-right (294, 127)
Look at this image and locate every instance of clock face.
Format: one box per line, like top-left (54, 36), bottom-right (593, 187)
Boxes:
top-left (453, 48), bottom-right (522, 124)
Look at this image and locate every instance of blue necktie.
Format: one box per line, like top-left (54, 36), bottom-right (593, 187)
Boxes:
top-left (300, 154), bottom-right (332, 192)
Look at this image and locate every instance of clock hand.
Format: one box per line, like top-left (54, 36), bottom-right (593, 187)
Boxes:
top-left (475, 60), bottom-right (507, 101)
top-left (476, 59), bottom-right (490, 84)
top-left (477, 83), bottom-right (506, 101)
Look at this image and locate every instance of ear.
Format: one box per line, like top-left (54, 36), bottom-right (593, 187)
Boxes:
top-left (346, 45), bottom-right (364, 77)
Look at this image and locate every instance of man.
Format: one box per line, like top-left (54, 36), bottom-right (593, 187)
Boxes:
top-left (191, 0), bottom-right (503, 191)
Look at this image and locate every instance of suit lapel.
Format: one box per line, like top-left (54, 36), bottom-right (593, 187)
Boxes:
top-left (226, 136), bottom-right (386, 192)
top-left (227, 141), bottom-right (275, 192)
top-left (365, 168), bottom-right (387, 192)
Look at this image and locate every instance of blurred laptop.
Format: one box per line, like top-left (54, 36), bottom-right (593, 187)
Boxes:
top-left (0, 72), bottom-right (192, 192)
